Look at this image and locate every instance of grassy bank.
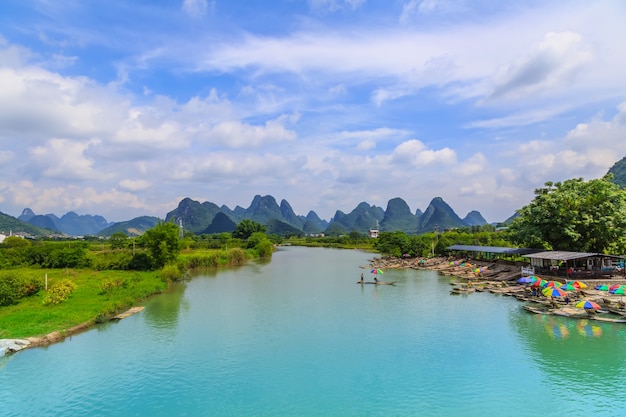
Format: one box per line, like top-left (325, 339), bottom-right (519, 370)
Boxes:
top-left (0, 247), bottom-right (268, 340)
top-left (0, 269), bottom-right (166, 339)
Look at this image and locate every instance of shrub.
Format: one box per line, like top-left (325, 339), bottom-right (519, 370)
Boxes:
top-left (161, 264), bottom-right (183, 281)
top-left (226, 248), bottom-right (246, 265)
top-left (89, 251), bottom-right (134, 271)
top-left (99, 278), bottom-right (125, 295)
top-left (256, 240), bottom-right (274, 258)
top-left (0, 273), bottom-right (44, 306)
top-left (184, 254), bottom-right (219, 269)
top-left (42, 279), bottom-right (77, 306)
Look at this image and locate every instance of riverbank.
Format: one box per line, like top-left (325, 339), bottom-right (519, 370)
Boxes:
top-left (368, 256), bottom-right (522, 282)
top-left (369, 255), bottom-right (626, 320)
top-left (0, 320), bottom-right (93, 355)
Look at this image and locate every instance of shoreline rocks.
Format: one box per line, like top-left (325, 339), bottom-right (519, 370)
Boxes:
top-left (0, 339), bottom-right (32, 356)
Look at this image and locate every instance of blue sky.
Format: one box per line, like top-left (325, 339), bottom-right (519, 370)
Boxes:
top-left (1, 0), bottom-right (625, 224)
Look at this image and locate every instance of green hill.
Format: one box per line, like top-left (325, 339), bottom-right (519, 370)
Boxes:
top-left (0, 211), bottom-right (54, 236)
top-left (97, 216), bottom-right (160, 236)
top-left (608, 156), bottom-right (626, 188)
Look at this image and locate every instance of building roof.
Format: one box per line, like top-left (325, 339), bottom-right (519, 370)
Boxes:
top-left (524, 251), bottom-right (600, 261)
top-left (447, 245), bottom-right (538, 255)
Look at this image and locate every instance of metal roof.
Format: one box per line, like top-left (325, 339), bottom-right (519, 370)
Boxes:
top-left (447, 245), bottom-right (538, 255)
top-left (522, 251), bottom-right (596, 261)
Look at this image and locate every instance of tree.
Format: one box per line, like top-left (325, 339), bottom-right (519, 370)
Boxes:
top-left (373, 231), bottom-right (410, 257)
top-left (109, 232), bottom-right (128, 250)
top-left (508, 176), bottom-right (626, 253)
top-left (232, 219), bottom-right (266, 240)
top-left (140, 221), bottom-right (181, 269)
top-left (1, 236), bottom-right (31, 249)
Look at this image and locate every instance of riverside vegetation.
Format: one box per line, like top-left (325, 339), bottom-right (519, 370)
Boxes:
top-left (3, 175), bottom-right (625, 342)
top-left (0, 221), bottom-right (275, 340)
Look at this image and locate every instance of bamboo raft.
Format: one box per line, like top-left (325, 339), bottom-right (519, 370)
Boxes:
top-left (111, 306), bottom-right (145, 320)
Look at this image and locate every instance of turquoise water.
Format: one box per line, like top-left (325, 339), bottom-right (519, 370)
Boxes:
top-left (2, 246), bottom-right (626, 416)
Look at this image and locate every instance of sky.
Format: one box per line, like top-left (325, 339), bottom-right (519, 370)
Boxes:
top-left (1, 0), bottom-right (626, 224)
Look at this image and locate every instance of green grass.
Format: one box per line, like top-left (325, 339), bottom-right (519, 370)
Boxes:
top-left (0, 269), bottom-right (166, 339)
top-left (0, 247), bottom-right (269, 340)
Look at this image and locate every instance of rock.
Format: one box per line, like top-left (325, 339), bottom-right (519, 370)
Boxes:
top-left (45, 332), bottom-right (63, 343)
top-left (0, 339), bottom-right (32, 356)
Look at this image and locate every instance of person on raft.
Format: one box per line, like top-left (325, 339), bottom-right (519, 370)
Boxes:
top-left (360, 273), bottom-right (364, 282)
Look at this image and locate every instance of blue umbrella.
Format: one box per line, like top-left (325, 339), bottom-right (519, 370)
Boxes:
top-left (518, 277), bottom-right (533, 284)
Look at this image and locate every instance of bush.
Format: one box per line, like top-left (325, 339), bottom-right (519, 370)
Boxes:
top-left (89, 251), bottom-right (134, 271)
top-left (99, 278), bottom-right (125, 295)
top-left (129, 253), bottom-right (153, 271)
top-left (183, 254), bottom-right (219, 269)
top-left (42, 279), bottom-right (77, 306)
top-left (0, 272), bottom-right (44, 306)
top-left (161, 264), bottom-right (183, 281)
top-left (226, 248), bottom-right (246, 265)
top-left (256, 240), bottom-right (274, 258)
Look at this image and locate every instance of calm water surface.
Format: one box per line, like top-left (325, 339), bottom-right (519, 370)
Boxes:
top-left (2, 246), bottom-right (626, 416)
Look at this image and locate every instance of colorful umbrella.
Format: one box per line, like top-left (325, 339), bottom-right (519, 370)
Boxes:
top-left (530, 279), bottom-right (547, 288)
top-left (609, 284), bottom-right (623, 291)
top-left (543, 287), bottom-right (567, 297)
top-left (595, 284), bottom-right (610, 291)
top-left (609, 286), bottom-right (626, 295)
top-left (575, 300), bottom-right (601, 310)
top-left (560, 283), bottom-right (579, 292)
top-left (572, 281), bottom-right (588, 289)
top-left (543, 281), bottom-right (562, 288)
top-left (370, 269), bottom-right (383, 275)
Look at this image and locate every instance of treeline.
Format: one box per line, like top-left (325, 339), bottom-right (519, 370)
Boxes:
top-left (373, 226), bottom-right (511, 257)
top-left (0, 220), bottom-right (277, 312)
top-left (0, 220), bottom-right (276, 272)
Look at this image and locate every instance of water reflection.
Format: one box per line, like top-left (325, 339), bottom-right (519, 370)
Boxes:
top-left (143, 282), bottom-right (188, 333)
top-left (576, 319), bottom-right (603, 338)
top-left (510, 307), bottom-right (626, 390)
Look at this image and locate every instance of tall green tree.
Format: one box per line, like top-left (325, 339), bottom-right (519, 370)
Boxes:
top-left (140, 221), bottom-right (181, 269)
top-left (508, 176), bottom-right (626, 253)
top-left (232, 219), bottom-right (266, 240)
top-left (109, 232), bottom-right (129, 249)
top-left (373, 231), bottom-right (410, 257)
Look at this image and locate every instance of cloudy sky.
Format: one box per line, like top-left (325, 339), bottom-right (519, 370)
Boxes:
top-left (1, 0), bottom-right (625, 224)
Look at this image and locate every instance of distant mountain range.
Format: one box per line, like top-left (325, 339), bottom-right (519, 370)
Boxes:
top-left (163, 194), bottom-right (489, 236)
top-left (3, 195), bottom-right (490, 237)
top-left (4, 160), bottom-right (624, 238)
top-left (18, 208), bottom-right (113, 236)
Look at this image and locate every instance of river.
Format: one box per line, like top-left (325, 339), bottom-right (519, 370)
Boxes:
top-left (1, 246), bottom-right (625, 416)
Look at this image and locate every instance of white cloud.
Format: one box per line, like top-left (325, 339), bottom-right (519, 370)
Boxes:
top-left (182, 0), bottom-right (213, 19)
top-left (401, 0), bottom-right (465, 22)
top-left (5, 181), bottom-right (149, 220)
top-left (486, 31), bottom-right (593, 103)
top-left (392, 139), bottom-right (457, 166)
top-left (453, 152), bottom-right (486, 176)
top-left (309, 0), bottom-right (366, 12)
top-left (29, 138), bottom-right (101, 180)
top-left (119, 179), bottom-right (152, 191)
top-left (329, 84), bottom-right (347, 95)
top-left (206, 116), bottom-right (297, 148)
top-left (0, 150), bottom-right (14, 165)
